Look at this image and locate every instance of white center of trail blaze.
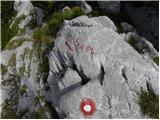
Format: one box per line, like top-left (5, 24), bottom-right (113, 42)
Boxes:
top-left (83, 104), bottom-right (91, 112)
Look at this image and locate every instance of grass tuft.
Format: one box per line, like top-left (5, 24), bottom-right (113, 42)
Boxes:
top-left (138, 89), bottom-right (159, 119)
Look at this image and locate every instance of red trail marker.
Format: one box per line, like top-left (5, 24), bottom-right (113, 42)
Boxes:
top-left (80, 98), bottom-right (96, 116)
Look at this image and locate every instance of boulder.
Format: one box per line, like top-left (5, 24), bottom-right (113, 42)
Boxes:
top-left (121, 22), bottom-right (135, 33)
top-left (125, 32), bottom-right (158, 60)
top-left (123, 3), bottom-right (159, 50)
top-left (97, 1), bottom-right (121, 14)
top-left (79, 0), bottom-right (92, 14)
top-left (46, 16), bottom-right (158, 118)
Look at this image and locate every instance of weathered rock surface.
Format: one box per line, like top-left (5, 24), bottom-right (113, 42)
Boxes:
top-left (46, 16), bottom-right (158, 118)
top-left (98, 1), bottom-right (121, 14)
top-left (125, 32), bottom-right (158, 61)
top-left (121, 22), bottom-right (135, 33)
top-left (1, 1), bottom-right (159, 119)
top-left (14, 1), bottom-right (34, 17)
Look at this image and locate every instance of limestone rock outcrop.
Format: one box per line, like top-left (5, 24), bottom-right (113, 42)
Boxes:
top-left (46, 16), bottom-right (158, 118)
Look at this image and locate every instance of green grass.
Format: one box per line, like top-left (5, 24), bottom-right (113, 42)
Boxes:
top-left (5, 39), bottom-right (25, 50)
top-left (1, 0), bottom-right (33, 50)
top-left (153, 57), bottom-right (159, 66)
top-left (2, 13), bottom-right (26, 50)
top-left (138, 89), bottom-right (159, 118)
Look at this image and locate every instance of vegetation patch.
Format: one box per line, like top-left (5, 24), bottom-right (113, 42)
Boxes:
top-left (128, 37), bottom-right (144, 54)
top-left (116, 24), bottom-right (123, 33)
top-left (20, 85), bottom-right (28, 96)
top-left (1, 75), bottom-right (20, 119)
top-left (1, 99), bottom-right (19, 119)
top-left (153, 57), bottom-right (159, 66)
top-left (138, 89), bottom-right (159, 119)
top-left (1, 64), bottom-right (8, 76)
top-left (2, 14), bottom-right (27, 50)
top-left (5, 38), bottom-right (31, 50)
top-left (45, 6), bottom-right (85, 36)
top-left (1, 80), bottom-right (11, 86)
top-left (34, 107), bottom-right (47, 119)
top-left (32, 6), bottom-right (85, 82)
top-left (33, 101), bottom-right (58, 119)
top-left (35, 95), bottom-right (45, 102)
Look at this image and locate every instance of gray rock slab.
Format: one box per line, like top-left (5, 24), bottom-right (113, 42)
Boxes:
top-left (47, 16), bottom-right (158, 118)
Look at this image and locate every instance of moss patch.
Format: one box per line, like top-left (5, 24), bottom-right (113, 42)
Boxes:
top-left (153, 57), bottom-right (159, 66)
top-left (138, 89), bottom-right (159, 118)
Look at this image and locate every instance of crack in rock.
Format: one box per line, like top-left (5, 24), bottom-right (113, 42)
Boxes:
top-left (121, 66), bottom-right (129, 86)
top-left (97, 64), bottom-right (105, 85)
top-left (106, 95), bottom-right (112, 119)
top-left (121, 66), bottom-right (136, 96)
